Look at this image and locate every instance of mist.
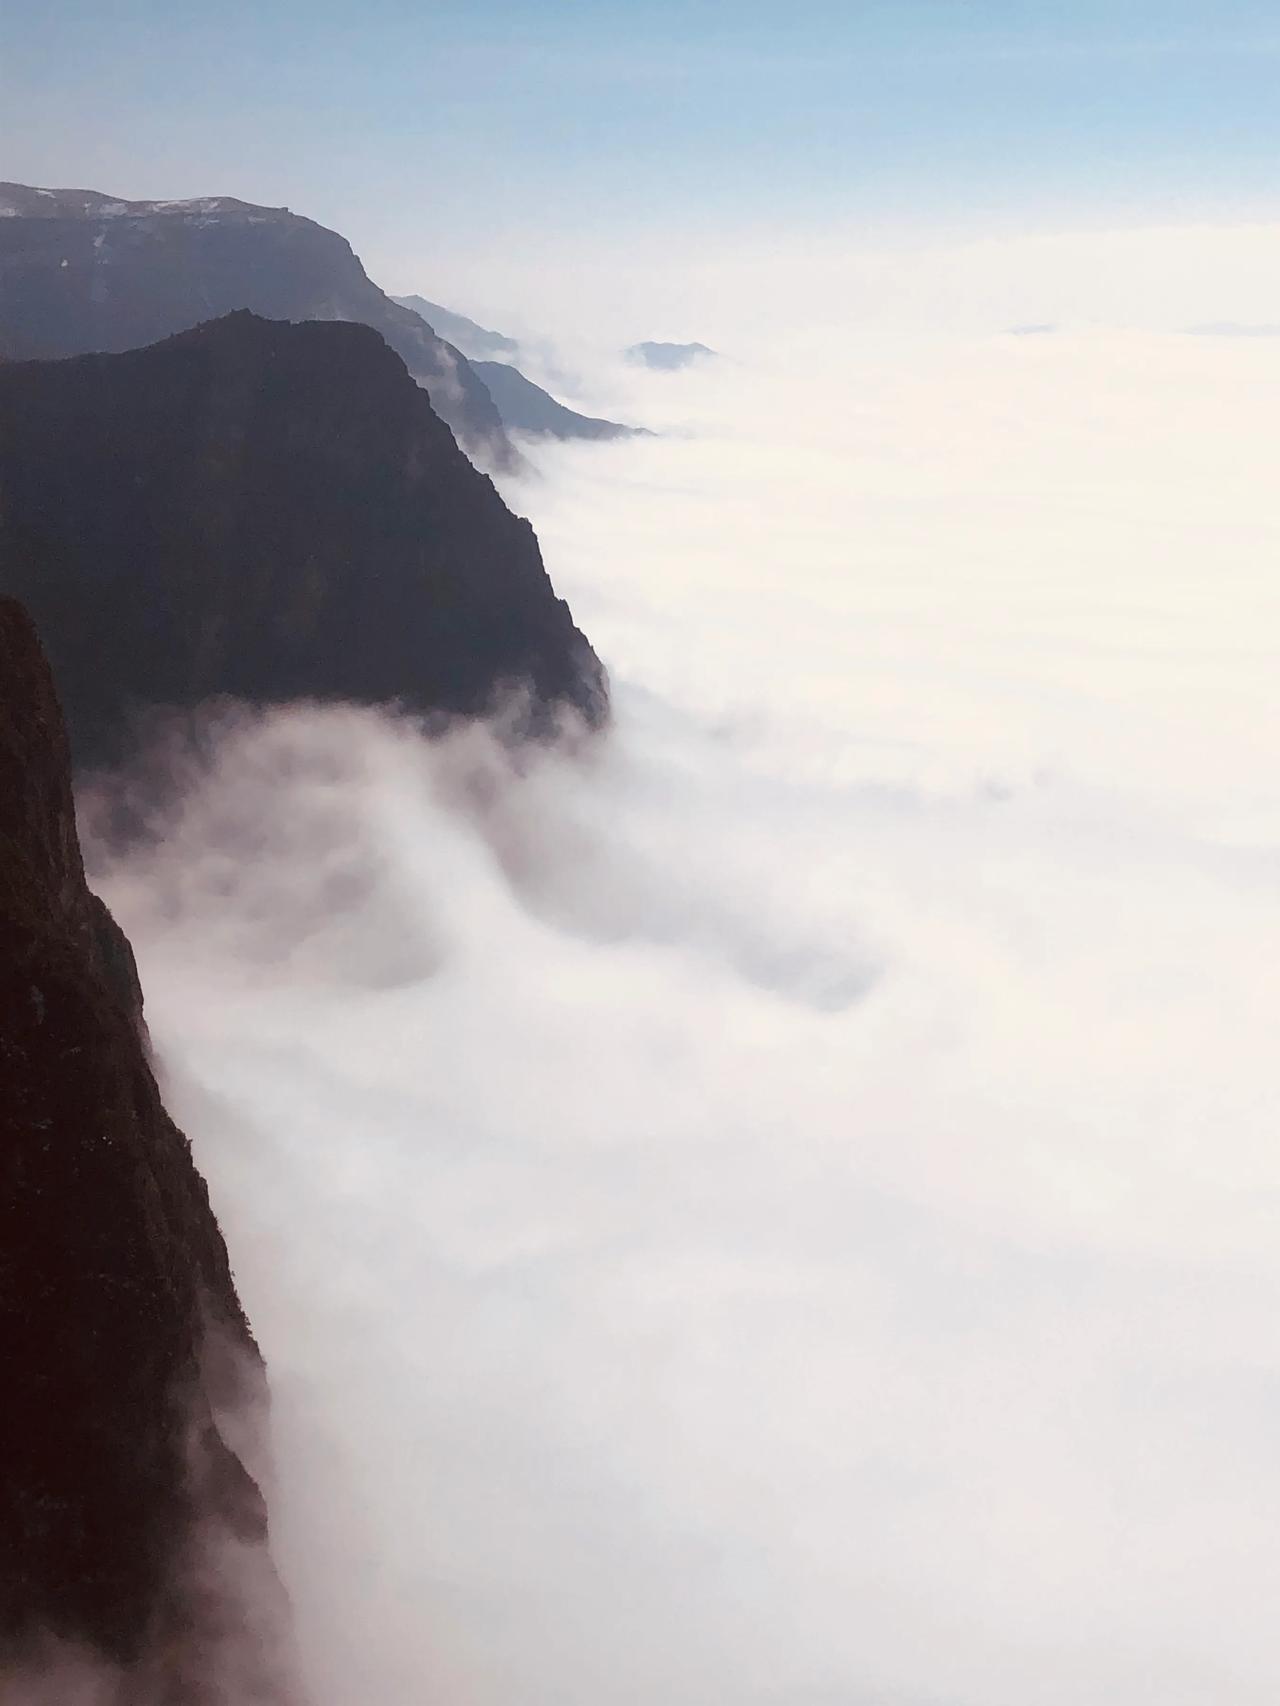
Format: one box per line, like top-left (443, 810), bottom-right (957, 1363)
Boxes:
top-left (88, 291), bottom-right (1280, 1706)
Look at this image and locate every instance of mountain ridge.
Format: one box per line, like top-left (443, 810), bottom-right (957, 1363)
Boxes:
top-left (393, 293), bottom-right (643, 441)
top-left (472, 358), bottom-right (650, 442)
top-left (0, 311), bottom-right (607, 768)
top-left (0, 180), bottom-right (516, 468)
top-left (394, 292), bottom-right (519, 359)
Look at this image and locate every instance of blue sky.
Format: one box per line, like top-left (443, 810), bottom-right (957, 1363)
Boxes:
top-left (6, 2), bottom-right (1280, 287)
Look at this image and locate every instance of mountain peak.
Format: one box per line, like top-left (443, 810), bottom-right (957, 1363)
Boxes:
top-left (0, 182), bottom-right (286, 221)
top-left (626, 340), bottom-right (716, 370)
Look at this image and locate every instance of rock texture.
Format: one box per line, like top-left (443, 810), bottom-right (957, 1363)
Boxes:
top-left (0, 595), bottom-right (293, 1700)
top-left (0, 182), bottom-right (515, 468)
top-left (472, 359), bottom-right (646, 443)
top-left (0, 311), bottom-right (607, 768)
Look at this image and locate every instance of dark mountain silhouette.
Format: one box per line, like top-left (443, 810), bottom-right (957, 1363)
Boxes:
top-left (472, 360), bottom-right (648, 442)
top-left (0, 182), bottom-right (516, 468)
top-left (394, 293), bottom-right (519, 359)
top-left (626, 340), bottom-right (715, 370)
top-left (0, 312), bottom-right (607, 768)
top-left (0, 595), bottom-right (296, 1699)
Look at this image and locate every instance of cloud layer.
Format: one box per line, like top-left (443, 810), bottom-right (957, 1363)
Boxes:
top-left (89, 313), bottom-right (1280, 1706)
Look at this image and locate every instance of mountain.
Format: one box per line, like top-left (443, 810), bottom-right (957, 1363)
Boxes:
top-left (392, 297), bottom-right (645, 441)
top-left (472, 359), bottom-right (649, 442)
top-left (626, 340), bottom-right (715, 370)
top-left (0, 311), bottom-right (607, 768)
top-left (394, 293), bottom-right (519, 359)
top-left (0, 595), bottom-right (294, 1698)
top-left (0, 181), bottom-right (516, 468)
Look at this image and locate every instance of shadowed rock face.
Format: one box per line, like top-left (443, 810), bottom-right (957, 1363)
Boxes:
top-left (0, 181), bottom-right (515, 468)
top-left (0, 311), bottom-right (607, 769)
top-left (0, 596), bottom-right (294, 1700)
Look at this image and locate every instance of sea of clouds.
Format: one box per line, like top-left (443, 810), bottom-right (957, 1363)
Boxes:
top-left (90, 243), bottom-right (1280, 1706)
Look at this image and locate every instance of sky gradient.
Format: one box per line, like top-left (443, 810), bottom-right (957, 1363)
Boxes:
top-left (7, 1), bottom-right (1280, 302)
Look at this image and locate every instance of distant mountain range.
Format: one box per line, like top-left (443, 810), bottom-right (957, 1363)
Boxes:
top-left (472, 359), bottom-right (650, 442)
top-left (0, 310), bottom-right (607, 767)
top-left (394, 291), bottom-right (645, 441)
top-left (0, 181), bottom-right (648, 453)
top-left (626, 340), bottom-right (715, 370)
top-left (395, 293), bottom-right (520, 359)
top-left (0, 182), bottom-right (516, 467)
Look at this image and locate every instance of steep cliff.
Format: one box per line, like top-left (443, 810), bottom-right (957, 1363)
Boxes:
top-left (0, 595), bottom-right (293, 1701)
top-left (0, 182), bottom-right (514, 468)
top-left (0, 311), bottom-right (607, 769)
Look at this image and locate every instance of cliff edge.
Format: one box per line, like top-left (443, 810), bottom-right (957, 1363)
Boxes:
top-left (0, 596), bottom-right (294, 1700)
top-left (0, 311), bottom-right (607, 769)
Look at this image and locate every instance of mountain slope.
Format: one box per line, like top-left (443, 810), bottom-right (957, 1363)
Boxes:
top-left (394, 293), bottom-right (519, 359)
top-left (0, 312), bottom-right (607, 768)
top-left (391, 296), bottom-right (643, 441)
top-left (0, 595), bottom-right (294, 1699)
top-left (0, 182), bottom-right (515, 468)
top-left (472, 359), bottom-right (648, 442)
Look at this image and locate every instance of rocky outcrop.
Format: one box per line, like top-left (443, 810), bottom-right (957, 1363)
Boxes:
top-left (0, 595), bottom-right (294, 1700)
top-left (472, 359), bottom-right (646, 442)
top-left (0, 182), bottom-right (514, 468)
top-left (0, 311), bottom-right (607, 769)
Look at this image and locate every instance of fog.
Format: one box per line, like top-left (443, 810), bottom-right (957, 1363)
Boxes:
top-left (90, 283), bottom-right (1280, 1706)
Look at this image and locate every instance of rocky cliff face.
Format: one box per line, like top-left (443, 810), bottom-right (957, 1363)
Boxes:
top-left (0, 595), bottom-right (294, 1701)
top-left (0, 182), bottom-right (514, 468)
top-left (0, 311), bottom-right (607, 769)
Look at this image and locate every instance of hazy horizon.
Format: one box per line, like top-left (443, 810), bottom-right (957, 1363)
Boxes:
top-left (9, 1), bottom-right (1280, 348)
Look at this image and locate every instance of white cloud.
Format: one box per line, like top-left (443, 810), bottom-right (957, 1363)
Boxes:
top-left (387, 218), bottom-right (1280, 351)
top-left (88, 296), bottom-right (1280, 1706)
